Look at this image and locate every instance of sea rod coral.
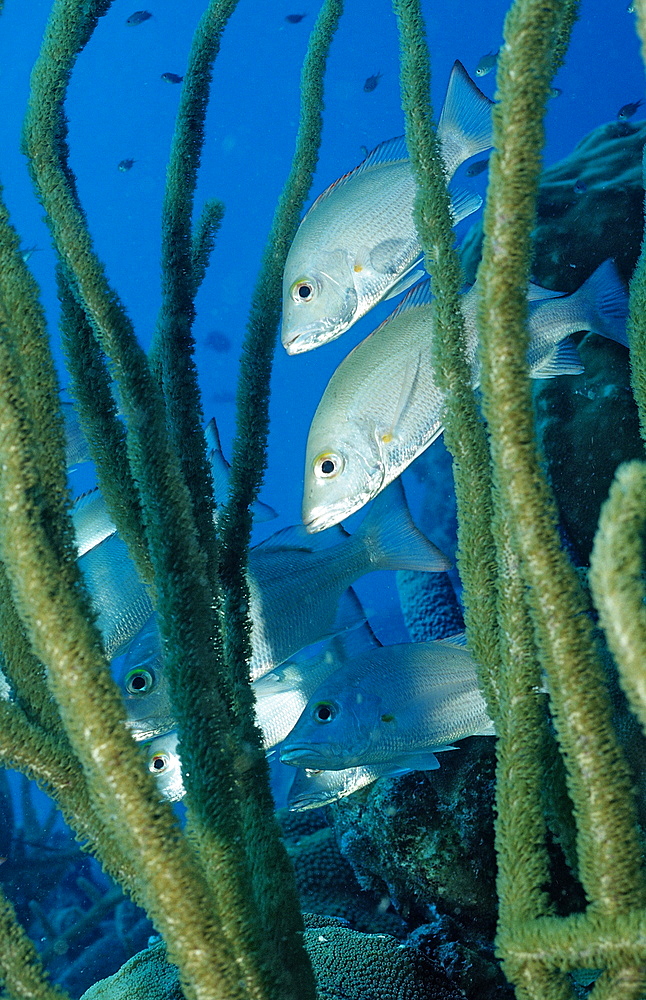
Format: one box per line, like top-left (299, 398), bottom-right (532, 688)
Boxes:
top-left (1, 1), bottom-right (646, 1000)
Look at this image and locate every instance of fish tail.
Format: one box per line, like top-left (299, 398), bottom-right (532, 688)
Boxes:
top-left (438, 61), bottom-right (494, 174)
top-left (358, 478), bottom-right (451, 573)
top-left (573, 259), bottom-right (629, 347)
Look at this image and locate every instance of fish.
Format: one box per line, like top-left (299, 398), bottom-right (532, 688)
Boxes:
top-left (78, 533), bottom-right (153, 658)
top-left (465, 157), bottom-right (489, 177)
top-left (126, 10), bottom-right (152, 25)
top-left (549, 87), bottom-right (562, 99)
top-left (475, 50), bottom-right (498, 77)
top-left (254, 622), bottom-right (381, 749)
top-left (247, 477), bottom-right (448, 679)
top-left (617, 99), bottom-right (644, 120)
top-left (363, 72), bottom-right (383, 93)
top-left (144, 732), bottom-right (185, 802)
top-left (280, 634), bottom-right (495, 772)
top-left (161, 72), bottom-right (183, 84)
top-left (302, 259), bottom-right (629, 531)
top-left (288, 760), bottom-right (412, 811)
top-left (203, 329), bottom-right (232, 353)
top-left (111, 613), bottom-right (174, 741)
top-left (72, 488), bottom-right (118, 557)
top-left (112, 477), bottom-right (447, 742)
top-left (20, 245), bottom-right (41, 263)
top-left (61, 401), bottom-right (92, 468)
top-left (204, 418), bottom-right (277, 523)
top-left (118, 158), bottom-right (136, 172)
top-left (285, 13), bottom-right (307, 23)
top-left (280, 60), bottom-right (493, 354)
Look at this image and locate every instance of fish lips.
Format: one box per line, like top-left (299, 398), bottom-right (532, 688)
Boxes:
top-left (282, 318), bottom-right (347, 355)
top-left (280, 743), bottom-right (349, 769)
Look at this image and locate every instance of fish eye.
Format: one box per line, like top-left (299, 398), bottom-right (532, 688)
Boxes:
top-left (125, 668), bottom-right (155, 695)
top-left (149, 752), bottom-right (170, 774)
top-left (313, 452), bottom-right (344, 479)
top-left (312, 701), bottom-right (337, 724)
top-left (290, 278), bottom-right (316, 303)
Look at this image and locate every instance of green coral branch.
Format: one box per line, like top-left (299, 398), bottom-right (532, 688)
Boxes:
top-left (0, 888), bottom-right (69, 1000)
top-left (0, 701), bottom-right (145, 904)
top-left (152, 0), bottom-right (239, 575)
top-left (57, 266), bottom-right (154, 589)
top-left (392, 0), bottom-right (502, 720)
top-left (0, 323), bottom-right (254, 1000)
top-left (191, 199), bottom-right (225, 296)
top-left (589, 461), bottom-right (646, 737)
top-left (213, 6), bottom-right (342, 996)
top-left (21, 2), bottom-right (317, 997)
top-left (627, 0), bottom-right (646, 446)
top-left (478, 0), bottom-right (645, 923)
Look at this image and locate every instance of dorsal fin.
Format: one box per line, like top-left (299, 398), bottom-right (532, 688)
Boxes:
top-left (302, 136), bottom-right (409, 221)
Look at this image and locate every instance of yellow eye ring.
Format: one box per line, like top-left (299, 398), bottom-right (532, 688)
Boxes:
top-left (290, 278), bottom-right (315, 303)
top-left (149, 753), bottom-right (170, 774)
top-left (313, 452), bottom-right (344, 479)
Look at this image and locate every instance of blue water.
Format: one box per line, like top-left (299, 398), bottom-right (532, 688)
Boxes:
top-left (0, 0), bottom-right (644, 994)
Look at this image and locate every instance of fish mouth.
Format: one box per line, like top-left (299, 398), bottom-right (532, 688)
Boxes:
top-left (283, 324), bottom-right (339, 355)
top-left (125, 715), bottom-right (177, 741)
top-left (280, 745), bottom-right (337, 768)
top-left (303, 497), bottom-right (364, 533)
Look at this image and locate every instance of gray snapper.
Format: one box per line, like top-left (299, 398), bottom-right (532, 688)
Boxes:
top-left (280, 60), bottom-right (493, 354)
top-left (302, 259), bottom-right (629, 531)
top-left (280, 634), bottom-right (495, 771)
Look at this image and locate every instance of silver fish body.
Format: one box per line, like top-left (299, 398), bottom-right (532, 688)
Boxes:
top-left (254, 623), bottom-right (380, 749)
top-left (280, 636), bottom-right (495, 772)
top-left (111, 613), bottom-right (175, 741)
top-left (144, 731), bottom-right (185, 802)
top-left (302, 259), bottom-right (629, 531)
top-left (287, 760), bottom-right (412, 811)
top-left (247, 478), bottom-right (448, 680)
top-left (281, 60), bottom-right (493, 354)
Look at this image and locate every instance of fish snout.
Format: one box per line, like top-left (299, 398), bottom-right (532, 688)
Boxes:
top-left (280, 744), bottom-right (341, 769)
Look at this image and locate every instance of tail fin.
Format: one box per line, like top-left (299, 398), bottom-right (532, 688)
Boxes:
top-left (571, 259), bottom-right (629, 347)
top-left (205, 416), bottom-right (277, 522)
top-left (438, 60), bottom-right (494, 179)
top-left (357, 478), bottom-right (451, 573)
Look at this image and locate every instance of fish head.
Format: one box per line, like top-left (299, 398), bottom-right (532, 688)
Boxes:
top-left (280, 686), bottom-right (383, 769)
top-left (144, 732), bottom-right (185, 802)
top-left (281, 248), bottom-right (359, 354)
top-left (111, 615), bottom-right (175, 740)
top-left (302, 423), bottom-right (385, 532)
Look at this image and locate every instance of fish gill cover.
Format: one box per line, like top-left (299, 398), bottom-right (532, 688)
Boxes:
top-left (1, 1), bottom-right (646, 1000)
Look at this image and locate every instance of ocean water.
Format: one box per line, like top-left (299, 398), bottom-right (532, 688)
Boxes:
top-left (0, 1), bottom-right (645, 996)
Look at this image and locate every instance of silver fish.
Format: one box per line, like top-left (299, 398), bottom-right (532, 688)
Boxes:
top-left (280, 635), bottom-right (495, 771)
top-left (72, 488), bottom-right (118, 557)
top-left (247, 477), bottom-right (449, 680)
top-left (111, 613), bottom-right (174, 741)
top-left (254, 622), bottom-right (380, 749)
top-left (144, 731), bottom-right (185, 802)
top-left (302, 259), bottom-right (628, 531)
top-left (204, 418), bottom-right (277, 523)
top-left (280, 60), bottom-right (493, 354)
top-left (288, 760), bottom-right (411, 811)
top-left (78, 533), bottom-right (153, 658)
top-left (475, 50), bottom-right (499, 77)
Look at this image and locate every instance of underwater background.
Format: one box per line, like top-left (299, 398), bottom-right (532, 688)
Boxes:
top-left (2, 0), bottom-right (646, 998)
